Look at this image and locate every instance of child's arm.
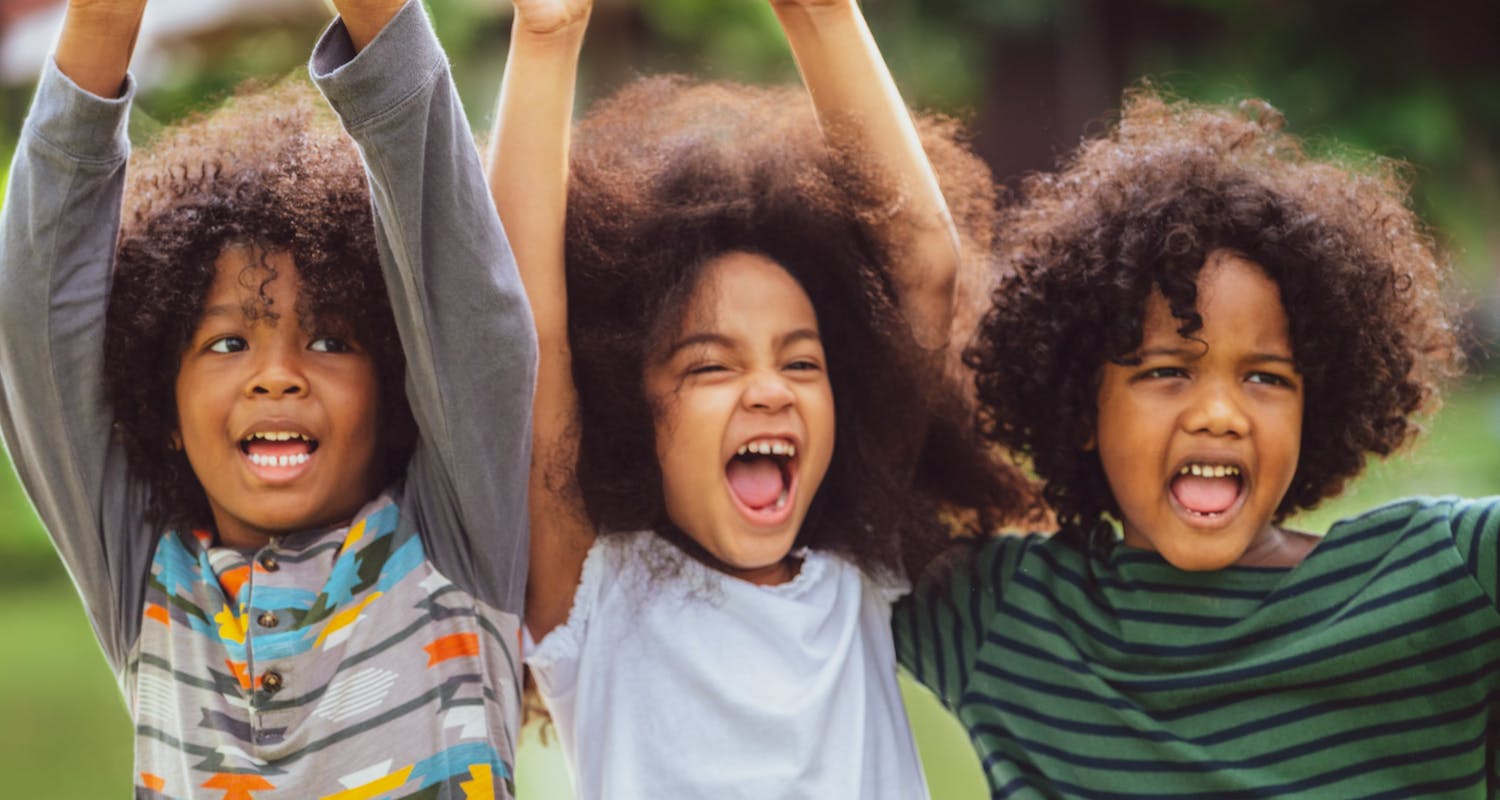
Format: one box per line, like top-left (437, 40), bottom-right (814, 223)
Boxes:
top-left (0, 0), bottom-right (154, 670)
top-left (772, 0), bottom-right (960, 348)
top-left (485, 0), bottom-right (593, 640)
top-left (311, 1), bottom-right (538, 615)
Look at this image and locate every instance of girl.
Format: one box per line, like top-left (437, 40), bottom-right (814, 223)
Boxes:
top-left (489, 0), bottom-right (1030, 796)
top-left (896, 89), bottom-right (1495, 797)
top-left (0, 1), bottom-right (533, 795)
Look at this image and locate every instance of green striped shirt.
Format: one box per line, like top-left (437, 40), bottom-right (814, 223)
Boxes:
top-left (895, 496), bottom-right (1500, 798)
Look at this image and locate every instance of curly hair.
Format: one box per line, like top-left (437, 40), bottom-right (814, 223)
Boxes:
top-left (967, 86), bottom-right (1463, 549)
top-left (564, 75), bottom-right (1035, 576)
top-left (106, 79), bottom-right (412, 532)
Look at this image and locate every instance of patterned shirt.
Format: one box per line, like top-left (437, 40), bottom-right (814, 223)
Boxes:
top-left (0, 2), bottom-right (535, 797)
top-left (133, 493), bottom-right (521, 798)
top-left (896, 496), bottom-right (1500, 798)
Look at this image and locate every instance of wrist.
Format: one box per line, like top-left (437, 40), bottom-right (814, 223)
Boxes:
top-left (513, 10), bottom-right (592, 41)
top-left (771, 1), bottom-right (859, 35)
top-left (770, 0), bottom-right (858, 21)
top-left (331, 0), bottom-right (407, 51)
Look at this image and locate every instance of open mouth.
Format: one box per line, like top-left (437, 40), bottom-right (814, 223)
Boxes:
top-left (239, 431), bottom-right (319, 470)
top-left (725, 437), bottom-right (798, 524)
top-left (1169, 461), bottom-right (1245, 521)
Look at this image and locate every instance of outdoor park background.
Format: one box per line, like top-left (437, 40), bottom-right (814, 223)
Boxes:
top-left (0, 0), bottom-right (1498, 796)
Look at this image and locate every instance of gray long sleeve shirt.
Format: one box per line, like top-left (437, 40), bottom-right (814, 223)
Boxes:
top-left (0, 3), bottom-right (535, 796)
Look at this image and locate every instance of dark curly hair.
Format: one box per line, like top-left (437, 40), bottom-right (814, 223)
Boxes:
top-left (106, 79), bottom-right (412, 532)
top-left (564, 76), bottom-right (1035, 576)
top-left (968, 87), bottom-right (1463, 550)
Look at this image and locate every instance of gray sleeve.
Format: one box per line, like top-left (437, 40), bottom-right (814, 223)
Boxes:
top-left (310, 1), bottom-right (536, 615)
top-left (0, 61), bottom-right (156, 672)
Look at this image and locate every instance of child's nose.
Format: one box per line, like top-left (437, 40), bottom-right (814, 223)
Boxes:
top-left (1184, 382), bottom-right (1249, 436)
top-left (248, 349), bottom-right (307, 397)
top-left (742, 371), bottom-right (795, 412)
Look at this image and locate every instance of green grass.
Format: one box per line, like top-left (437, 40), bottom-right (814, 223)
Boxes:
top-left (1, 376), bottom-right (1495, 798)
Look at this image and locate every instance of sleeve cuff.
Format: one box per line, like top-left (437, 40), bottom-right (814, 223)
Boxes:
top-left (24, 57), bottom-right (133, 162)
top-left (309, 0), bottom-right (446, 130)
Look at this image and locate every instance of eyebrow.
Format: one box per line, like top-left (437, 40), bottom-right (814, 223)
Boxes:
top-left (198, 303), bottom-right (242, 319)
top-left (1135, 345), bottom-right (1297, 367)
top-left (663, 327), bottom-right (821, 359)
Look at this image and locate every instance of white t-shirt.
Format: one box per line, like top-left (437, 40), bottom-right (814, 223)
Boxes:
top-left (527, 531), bottom-right (930, 800)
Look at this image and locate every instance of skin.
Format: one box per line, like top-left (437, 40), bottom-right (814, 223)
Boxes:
top-left (1094, 250), bottom-right (1319, 570)
top-left (644, 252), bottom-right (836, 586)
top-left (54, 0), bottom-right (148, 98)
top-left (489, 0), bottom-right (961, 638)
top-left (174, 247), bottom-right (382, 550)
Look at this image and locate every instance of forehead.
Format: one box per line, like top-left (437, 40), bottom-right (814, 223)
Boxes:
top-left (675, 251), bottom-right (818, 337)
top-left (1140, 251), bottom-right (1290, 350)
top-left (205, 246), bottom-right (300, 302)
top-left (197, 246), bottom-right (315, 330)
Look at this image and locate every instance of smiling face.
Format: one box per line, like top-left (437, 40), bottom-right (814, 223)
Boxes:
top-left (643, 251), bottom-right (836, 585)
top-left (174, 246), bottom-right (382, 549)
top-left (1094, 250), bottom-right (1304, 570)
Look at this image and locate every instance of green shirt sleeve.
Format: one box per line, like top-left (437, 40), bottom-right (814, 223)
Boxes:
top-left (894, 536), bottom-right (1008, 710)
top-left (1441, 495), bottom-right (1500, 611)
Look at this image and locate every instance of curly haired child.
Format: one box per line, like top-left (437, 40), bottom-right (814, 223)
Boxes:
top-left (0, 1), bottom-right (534, 796)
top-left (894, 87), bottom-right (1494, 797)
top-left (487, 0), bottom-right (1030, 796)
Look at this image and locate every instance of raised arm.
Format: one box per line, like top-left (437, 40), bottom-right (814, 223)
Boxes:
top-left (0, 0), bottom-right (154, 669)
top-left (54, 0), bottom-right (147, 97)
top-left (772, 0), bottom-right (959, 348)
top-left (311, 1), bottom-right (537, 614)
top-left (486, 0), bottom-right (594, 639)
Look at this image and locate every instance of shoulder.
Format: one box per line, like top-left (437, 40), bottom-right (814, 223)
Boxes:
top-left (1324, 495), bottom-right (1500, 545)
top-left (904, 531), bottom-right (1065, 606)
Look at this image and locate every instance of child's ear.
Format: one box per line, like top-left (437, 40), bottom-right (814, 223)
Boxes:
top-left (169, 430), bottom-right (183, 451)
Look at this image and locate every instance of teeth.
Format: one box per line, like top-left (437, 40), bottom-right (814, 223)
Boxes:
top-left (774, 490), bottom-right (788, 510)
top-left (735, 440), bottom-right (797, 459)
top-left (1178, 464), bottom-right (1241, 477)
top-left (245, 431), bottom-right (309, 443)
top-left (247, 452), bottom-right (311, 468)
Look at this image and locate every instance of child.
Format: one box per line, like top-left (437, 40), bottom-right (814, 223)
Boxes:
top-left (0, 1), bottom-right (534, 796)
top-left (488, 0), bottom-right (1030, 796)
top-left (896, 88), bottom-right (1493, 796)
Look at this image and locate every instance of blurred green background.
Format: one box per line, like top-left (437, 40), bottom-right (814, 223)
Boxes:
top-left (1, 0), bottom-right (1497, 797)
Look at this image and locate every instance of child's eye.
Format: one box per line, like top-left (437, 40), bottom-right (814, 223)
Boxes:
top-left (1136, 366), bottom-right (1188, 381)
top-left (785, 359), bottom-right (821, 373)
top-left (685, 363), bottom-right (726, 376)
top-left (207, 336), bottom-right (247, 354)
top-left (309, 337), bottom-right (353, 354)
top-left (1247, 371), bottom-right (1293, 388)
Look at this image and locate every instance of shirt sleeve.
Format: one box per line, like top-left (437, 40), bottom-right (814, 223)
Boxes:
top-left (0, 61), bottom-right (157, 671)
top-left (892, 536), bottom-right (1004, 710)
top-left (1440, 495), bottom-right (1500, 611)
top-left (309, 1), bottom-right (537, 615)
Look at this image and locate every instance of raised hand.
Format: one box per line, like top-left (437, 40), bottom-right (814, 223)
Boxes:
top-left (55, 0), bottom-right (149, 97)
top-left (512, 0), bottom-right (592, 36)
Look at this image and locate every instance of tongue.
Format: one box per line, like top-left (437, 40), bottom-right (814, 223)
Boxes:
top-left (246, 440), bottom-right (312, 458)
top-left (726, 456), bottom-right (784, 509)
top-left (1172, 474), bottom-right (1240, 514)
